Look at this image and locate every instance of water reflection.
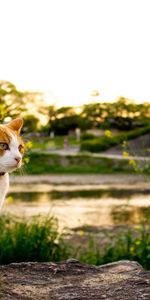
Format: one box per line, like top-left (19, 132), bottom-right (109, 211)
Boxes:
top-left (8, 188), bottom-right (150, 202)
top-left (111, 205), bottom-right (150, 225)
top-left (4, 184), bottom-right (150, 230)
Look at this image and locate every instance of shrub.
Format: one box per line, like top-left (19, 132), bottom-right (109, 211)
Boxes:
top-left (80, 125), bottom-right (150, 153)
top-left (81, 132), bottom-right (95, 141)
top-left (80, 135), bottom-right (122, 152)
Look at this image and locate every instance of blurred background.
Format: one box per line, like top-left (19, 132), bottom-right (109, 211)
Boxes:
top-left (0, 0), bottom-right (150, 269)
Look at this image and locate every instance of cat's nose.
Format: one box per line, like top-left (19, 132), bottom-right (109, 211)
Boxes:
top-left (15, 157), bottom-right (21, 164)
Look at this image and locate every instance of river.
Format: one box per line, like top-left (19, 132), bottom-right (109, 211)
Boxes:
top-left (3, 174), bottom-right (150, 231)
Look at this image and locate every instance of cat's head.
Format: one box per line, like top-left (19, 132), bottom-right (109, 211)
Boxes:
top-left (0, 118), bottom-right (24, 173)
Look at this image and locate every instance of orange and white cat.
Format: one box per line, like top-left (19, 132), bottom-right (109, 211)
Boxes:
top-left (0, 118), bottom-right (24, 209)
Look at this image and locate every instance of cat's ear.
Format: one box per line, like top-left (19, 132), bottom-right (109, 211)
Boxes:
top-left (7, 118), bottom-right (23, 134)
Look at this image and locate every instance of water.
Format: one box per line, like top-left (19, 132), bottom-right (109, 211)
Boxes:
top-left (4, 183), bottom-right (150, 231)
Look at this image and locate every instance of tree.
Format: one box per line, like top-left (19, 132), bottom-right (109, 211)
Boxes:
top-left (0, 80), bottom-right (26, 121)
top-left (23, 114), bottom-right (40, 132)
top-left (48, 106), bottom-right (80, 135)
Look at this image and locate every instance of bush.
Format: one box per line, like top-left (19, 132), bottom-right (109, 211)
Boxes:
top-left (80, 135), bottom-right (123, 152)
top-left (81, 132), bottom-right (95, 141)
top-left (80, 125), bottom-right (150, 152)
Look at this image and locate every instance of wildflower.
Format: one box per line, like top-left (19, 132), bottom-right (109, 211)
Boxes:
top-left (79, 230), bottom-right (84, 237)
top-left (135, 240), bottom-right (141, 245)
top-left (130, 246), bottom-right (134, 254)
top-left (123, 151), bottom-right (129, 157)
top-left (23, 157), bottom-right (30, 164)
top-left (122, 140), bottom-right (127, 148)
top-left (105, 130), bottom-right (112, 138)
top-left (129, 159), bottom-right (138, 172)
top-left (25, 141), bottom-right (33, 151)
top-left (6, 196), bottom-right (14, 204)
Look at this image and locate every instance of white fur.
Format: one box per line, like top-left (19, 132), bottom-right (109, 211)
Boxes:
top-left (0, 173), bottom-right (9, 209)
top-left (0, 133), bottom-right (22, 208)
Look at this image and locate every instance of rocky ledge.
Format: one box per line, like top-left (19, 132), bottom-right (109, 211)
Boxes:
top-left (0, 260), bottom-right (150, 299)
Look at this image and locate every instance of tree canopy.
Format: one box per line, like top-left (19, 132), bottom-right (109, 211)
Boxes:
top-left (0, 80), bottom-right (150, 133)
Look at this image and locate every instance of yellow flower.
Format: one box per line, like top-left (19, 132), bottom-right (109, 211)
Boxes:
top-left (25, 141), bottom-right (33, 150)
top-left (6, 196), bottom-right (14, 204)
top-left (129, 159), bottom-right (136, 167)
top-left (135, 240), bottom-right (141, 245)
top-left (105, 130), bottom-right (112, 138)
top-left (123, 151), bottom-right (129, 157)
top-left (23, 157), bottom-right (30, 164)
top-left (130, 246), bottom-right (134, 254)
top-left (79, 230), bottom-right (84, 237)
top-left (122, 140), bottom-right (127, 148)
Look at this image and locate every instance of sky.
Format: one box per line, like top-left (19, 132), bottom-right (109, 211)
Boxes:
top-left (0, 0), bottom-right (150, 107)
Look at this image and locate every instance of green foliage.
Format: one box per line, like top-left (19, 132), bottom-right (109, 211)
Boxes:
top-left (75, 226), bottom-right (150, 269)
top-left (46, 97), bottom-right (150, 134)
top-left (23, 152), bottom-right (133, 174)
top-left (1, 80), bottom-right (150, 134)
top-left (80, 97), bottom-right (150, 130)
top-left (0, 80), bottom-right (45, 127)
top-left (26, 135), bottom-right (79, 151)
top-left (80, 125), bottom-right (150, 152)
top-left (0, 215), bottom-right (150, 269)
top-left (23, 114), bottom-right (40, 132)
top-left (0, 80), bottom-right (26, 121)
top-left (81, 132), bottom-right (95, 141)
top-left (48, 106), bottom-right (80, 135)
top-left (0, 215), bottom-right (69, 264)
top-left (81, 136), bottom-right (117, 152)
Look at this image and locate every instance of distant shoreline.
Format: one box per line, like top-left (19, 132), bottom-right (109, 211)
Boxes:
top-left (10, 173), bottom-right (150, 189)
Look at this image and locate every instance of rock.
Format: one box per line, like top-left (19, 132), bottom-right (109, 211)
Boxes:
top-left (0, 260), bottom-right (150, 299)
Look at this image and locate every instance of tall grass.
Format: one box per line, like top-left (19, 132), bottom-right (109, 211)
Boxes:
top-left (0, 215), bottom-right (150, 269)
top-left (76, 225), bottom-right (150, 269)
top-left (0, 215), bottom-right (69, 264)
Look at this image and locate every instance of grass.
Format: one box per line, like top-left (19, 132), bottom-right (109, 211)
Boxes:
top-left (21, 152), bottom-right (139, 175)
top-left (26, 135), bottom-right (79, 150)
top-left (75, 225), bottom-right (150, 269)
top-left (0, 215), bottom-right (69, 264)
top-left (20, 126), bottom-right (150, 175)
top-left (0, 214), bottom-right (150, 269)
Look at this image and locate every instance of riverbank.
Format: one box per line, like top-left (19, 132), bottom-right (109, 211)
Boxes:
top-left (7, 173), bottom-right (150, 232)
top-left (10, 173), bottom-right (150, 188)
top-left (23, 152), bottom-right (150, 174)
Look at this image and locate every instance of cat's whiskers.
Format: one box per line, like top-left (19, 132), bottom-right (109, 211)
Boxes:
top-left (18, 164), bottom-right (25, 176)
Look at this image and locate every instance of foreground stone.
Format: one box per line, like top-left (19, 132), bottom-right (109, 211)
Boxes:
top-left (0, 260), bottom-right (150, 299)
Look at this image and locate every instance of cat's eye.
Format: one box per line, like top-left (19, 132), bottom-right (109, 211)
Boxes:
top-left (18, 144), bottom-right (24, 153)
top-left (0, 143), bottom-right (9, 150)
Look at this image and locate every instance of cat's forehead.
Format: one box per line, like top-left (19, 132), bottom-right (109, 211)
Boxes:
top-left (0, 125), bottom-right (18, 143)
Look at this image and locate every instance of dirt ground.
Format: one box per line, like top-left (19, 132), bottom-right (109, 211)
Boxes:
top-left (0, 260), bottom-right (150, 299)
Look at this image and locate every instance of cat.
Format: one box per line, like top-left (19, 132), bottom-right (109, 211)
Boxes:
top-left (0, 118), bottom-right (24, 209)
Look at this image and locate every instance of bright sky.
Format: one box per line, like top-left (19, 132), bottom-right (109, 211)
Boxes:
top-left (0, 0), bottom-right (150, 106)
